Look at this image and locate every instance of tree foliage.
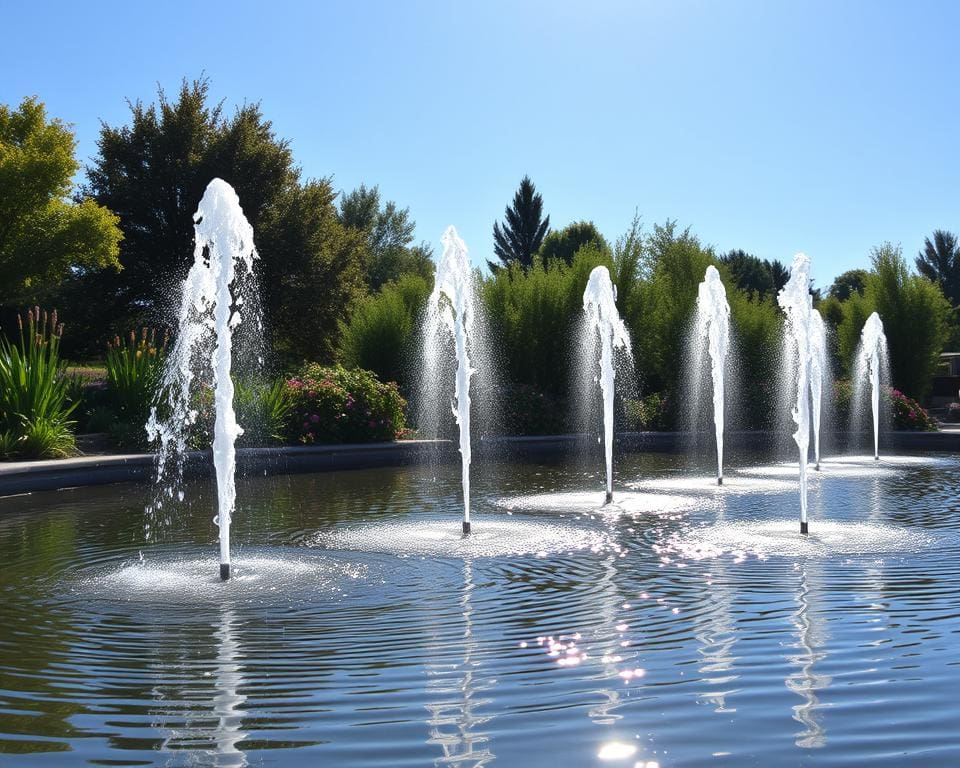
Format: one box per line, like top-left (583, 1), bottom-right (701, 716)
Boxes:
top-left (339, 184), bottom-right (433, 290)
top-left (537, 220), bottom-right (608, 267)
top-left (490, 175), bottom-right (550, 271)
top-left (0, 98), bottom-right (122, 307)
top-left (828, 268), bottom-right (868, 301)
top-left (61, 78), bottom-right (366, 362)
top-left (718, 249), bottom-right (788, 300)
top-left (916, 229), bottom-right (960, 307)
top-left (836, 243), bottom-right (950, 398)
top-left (337, 273), bottom-right (431, 390)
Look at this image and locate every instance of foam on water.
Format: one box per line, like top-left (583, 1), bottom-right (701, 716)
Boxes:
top-left (658, 520), bottom-right (937, 561)
top-left (81, 551), bottom-right (362, 604)
top-left (313, 518), bottom-right (616, 558)
top-left (496, 490), bottom-right (703, 516)
top-left (630, 475), bottom-right (797, 495)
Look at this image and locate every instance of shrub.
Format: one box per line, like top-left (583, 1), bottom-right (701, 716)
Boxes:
top-left (836, 244), bottom-right (950, 399)
top-left (489, 384), bottom-right (567, 435)
top-left (624, 392), bottom-right (672, 431)
top-left (235, 379), bottom-right (296, 446)
top-left (481, 248), bottom-right (610, 398)
top-left (286, 364), bottom-right (406, 443)
top-left (104, 328), bottom-right (168, 424)
top-left (338, 274), bottom-right (430, 390)
top-left (0, 308), bottom-right (76, 459)
top-left (887, 387), bottom-right (937, 431)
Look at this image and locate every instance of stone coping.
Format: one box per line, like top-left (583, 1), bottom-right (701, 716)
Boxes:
top-left (1, 430), bottom-right (956, 495)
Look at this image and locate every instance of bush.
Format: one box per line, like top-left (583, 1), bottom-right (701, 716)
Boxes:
top-left (235, 379), bottom-right (296, 446)
top-left (105, 329), bottom-right (168, 422)
top-left (0, 308), bottom-right (76, 459)
top-left (489, 384), bottom-right (567, 435)
top-left (887, 387), bottom-right (937, 431)
top-left (286, 364), bottom-right (407, 443)
top-left (338, 274), bottom-right (430, 390)
top-left (624, 392), bottom-right (672, 431)
top-left (836, 244), bottom-right (950, 399)
top-left (481, 249), bottom-right (609, 398)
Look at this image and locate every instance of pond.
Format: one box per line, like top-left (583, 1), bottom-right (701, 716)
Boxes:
top-left (1, 450), bottom-right (958, 767)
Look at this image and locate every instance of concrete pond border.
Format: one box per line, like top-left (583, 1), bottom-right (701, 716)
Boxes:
top-left (1, 430), bottom-right (957, 496)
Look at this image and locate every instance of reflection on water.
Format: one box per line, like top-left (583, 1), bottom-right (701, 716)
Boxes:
top-left (695, 555), bottom-right (739, 713)
top-left (154, 608), bottom-right (248, 766)
top-left (0, 451), bottom-right (959, 766)
top-left (588, 555), bottom-right (625, 726)
top-left (785, 566), bottom-right (830, 749)
top-left (425, 560), bottom-right (495, 767)
top-left (211, 609), bottom-right (248, 767)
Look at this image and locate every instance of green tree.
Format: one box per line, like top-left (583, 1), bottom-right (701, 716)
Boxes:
top-left (720, 249), bottom-right (771, 297)
top-left (0, 98), bottom-right (121, 307)
top-left (490, 175), bottom-right (550, 271)
top-left (339, 184), bottom-right (433, 290)
top-left (63, 78), bottom-right (366, 361)
top-left (916, 230), bottom-right (960, 307)
top-left (828, 269), bottom-right (869, 301)
top-left (538, 221), bottom-right (608, 267)
top-left (837, 243), bottom-right (950, 398)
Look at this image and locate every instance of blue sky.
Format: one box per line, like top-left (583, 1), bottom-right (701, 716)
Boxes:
top-left (3, 0), bottom-right (959, 289)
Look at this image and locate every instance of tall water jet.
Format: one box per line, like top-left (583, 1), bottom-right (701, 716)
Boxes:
top-left (855, 312), bottom-right (888, 460)
top-left (694, 266), bottom-right (730, 485)
top-left (583, 266), bottom-right (632, 504)
top-left (777, 253), bottom-right (814, 534)
top-left (809, 309), bottom-right (828, 470)
top-left (424, 227), bottom-right (475, 534)
top-left (146, 179), bottom-right (258, 580)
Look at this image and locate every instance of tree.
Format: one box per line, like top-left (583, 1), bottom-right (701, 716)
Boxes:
top-left (538, 221), bottom-right (608, 267)
top-left (339, 184), bottom-right (433, 290)
top-left (62, 78), bottom-right (366, 361)
top-left (0, 98), bottom-right (121, 308)
top-left (489, 175), bottom-right (550, 271)
top-left (828, 269), bottom-right (868, 301)
top-left (720, 249), bottom-right (774, 297)
top-left (718, 249), bottom-right (789, 300)
top-left (837, 243), bottom-right (950, 399)
top-left (916, 229), bottom-right (960, 307)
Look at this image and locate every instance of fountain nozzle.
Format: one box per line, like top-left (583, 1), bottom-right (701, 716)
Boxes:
top-left (604, 490), bottom-right (614, 505)
top-left (800, 522), bottom-right (809, 535)
top-left (220, 562), bottom-right (230, 581)
top-left (717, 476), bottom-right (723, 486)
top-left (462, 521), bottom-right (471, 535)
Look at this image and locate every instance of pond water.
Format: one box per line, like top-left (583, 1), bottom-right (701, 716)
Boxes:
top-left (1, 450), bottom-right (959, 767)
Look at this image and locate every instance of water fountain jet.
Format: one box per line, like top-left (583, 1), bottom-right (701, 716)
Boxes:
top-left (777, 253), bottom-right (815, 535)
top-left (855, 312), bottom-right (887, 461)
top-left (424, 227), bottom-right (475, 534)
top-left (146, 178), bottom-right (258, 580)
top-left (694, 266), bottom-right (730, 485)
top-left (582, 266), bottom-right (632, 505)
top-left (810, 309), bottom-right (828, 471)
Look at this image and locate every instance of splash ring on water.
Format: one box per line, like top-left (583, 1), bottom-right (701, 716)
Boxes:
top-left (312, 517), bottom-right (616, 558)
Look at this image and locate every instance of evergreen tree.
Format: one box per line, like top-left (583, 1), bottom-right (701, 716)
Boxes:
top-left (916, 229), bottom-right (960, 307)
top-left (489, 175), bottom-right (550, 270)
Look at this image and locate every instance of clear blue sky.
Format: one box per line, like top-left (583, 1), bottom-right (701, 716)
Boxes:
top-left (3, 0), bottom-right (959, 289)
